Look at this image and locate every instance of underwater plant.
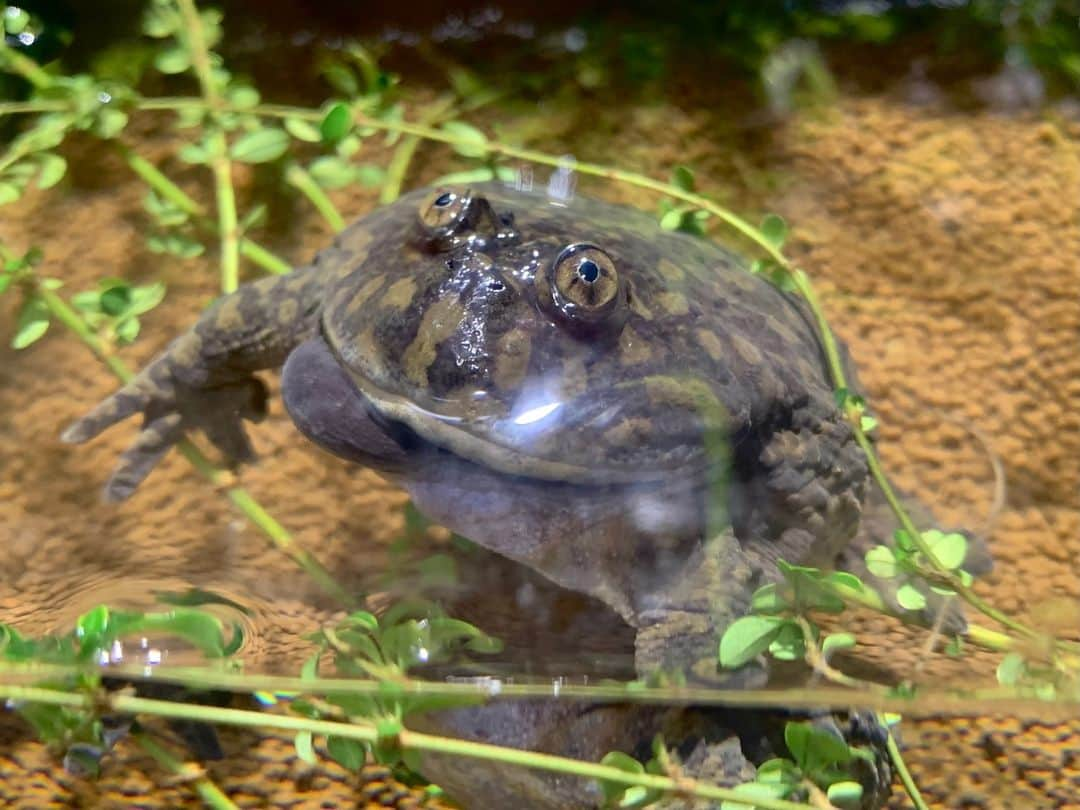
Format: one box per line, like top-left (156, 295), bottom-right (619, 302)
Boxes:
top-left (3, 2), bottom-right (1080, 809)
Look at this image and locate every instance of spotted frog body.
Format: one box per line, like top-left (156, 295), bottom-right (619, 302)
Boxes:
top-left (63, 182), bottom-right (869, 681)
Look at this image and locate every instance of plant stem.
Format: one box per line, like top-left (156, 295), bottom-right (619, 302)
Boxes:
top-left (0, 43), bottom-right (54, 89)
top-left (284, 163), bottom-right (344, 232)
top-left (134, 733), bottom-right (238, 810)
top-left (379, 95), bottom-right (458, 204)
top-left (820, 575), bottom-right (1013, 652)
top-left (117, 143), bottom-right (291, 275)
top-left (36, 284), bottom-right (352, 607)
top-left (883, 722), bottom-right (930, 810)
top-left (851, 424), bottom-right (1040, 642)
top-left (0, 100), bottom-right (68, 114)
top-left (0, 686), bottom-right (821, 810)
top-left (175, 0), bottom-right (240, 293)
top-left (794, 616), bottom-right (878, 691)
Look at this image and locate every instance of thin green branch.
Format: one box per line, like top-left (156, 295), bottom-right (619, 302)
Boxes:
top-left (134, 733), bottom-right (238, 810)
top-left (819, 573), bottom-right (1013, 652)
top-left (0, 43), bottom-right (54, 89)
top-left (284, 163), bottom-right (344, 232)
top-left (380, 95), bottom-right (458, 204)
top-left (884, 723), bottom-right (929, 810)
top-left (175, 0), bottom-right (240, 293)
top-left (4, 657), bottom-right (1075, 719)
top-left (35, 284), bottom-right (352, 607)
top-left (0, 100), bottom-right (68, 115)
top-left (0, 685), bottom-right (836, 810)
top-left (850, 422), bottom-right (1041, 642)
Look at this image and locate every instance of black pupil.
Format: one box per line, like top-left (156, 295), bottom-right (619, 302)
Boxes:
top-left (434, 192), bottom-right (453, 207)
top-left (577, 259), bottom-right (601, 283)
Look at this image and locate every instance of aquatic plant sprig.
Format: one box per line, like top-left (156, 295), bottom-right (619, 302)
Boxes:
top-left (0, 684), bottom-right (852, 810)
top-left (167, 0), bottom-right (240, 293)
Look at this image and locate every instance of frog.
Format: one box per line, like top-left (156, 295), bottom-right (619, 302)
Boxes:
top-left (62, 181), bottom-right (909, 806)
top-left (63, 181), bottom-right (872, 683)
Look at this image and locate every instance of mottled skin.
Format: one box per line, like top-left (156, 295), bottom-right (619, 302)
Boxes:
top-left (64, 183), bottom-right (898, 806)
top-left (64, 182), bottom-right (868, 681)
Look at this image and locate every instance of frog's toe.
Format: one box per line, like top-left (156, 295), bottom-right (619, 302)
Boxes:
top-left (103, 412), bottom-right (184, 502)
top-left (62, 387), bottom-right (154, 444)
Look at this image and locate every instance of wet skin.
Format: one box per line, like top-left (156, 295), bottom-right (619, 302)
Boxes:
top-left (63, 181), bottom-right (871, 683)
top-left (63, 182), bottom-right (931, 807)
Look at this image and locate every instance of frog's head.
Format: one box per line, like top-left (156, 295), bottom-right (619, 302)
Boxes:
top-left (285, 182), bottom-right (754, 489)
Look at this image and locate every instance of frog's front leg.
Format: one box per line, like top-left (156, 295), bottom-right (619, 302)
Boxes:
top-left (62, 266), bottom-right (326, 501)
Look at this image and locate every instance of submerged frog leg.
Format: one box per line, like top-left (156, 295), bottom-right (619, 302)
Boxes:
top-left (62, 266), bottom-right (327, 501)
top-left (633, 527), bottom-right (766, 686)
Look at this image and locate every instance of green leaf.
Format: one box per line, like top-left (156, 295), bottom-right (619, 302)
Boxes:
top-left (320, 103), bottom-right (352, 145)
top-left (230, 128), bottom-right (290, 163)
top-left (718, 615), bottom-right (784, 669)
top-left (0, 183), bottom-right (21, 205)
top-left (294, 730), bottom-right (317, 764)
top-left (284, 116), bottom-right (322, 143)
top-left (326, 736), bottom-right (365, 771)
top-left (99, 284), bottom-right (132, 316)
top-left (12, 297), bottom-right (50, 349)
top-left (671, 165), bottom-right (695, 192)
top-left (308, 156), bottom-right (356, 189)
top-left (128, 282), bottom-right (166, 315)
top-left (154, 46), bottom-right (191, 75)
top-left (922, 530), bottom-right (968, 570)
top-left (896, 583), bottom-right (927, 612)
top-left (749, 583), bottom-right (788, 614)
top-left (821, 632), bottom-right (856, 656)
top-left (336, 134), bottom-right (362, 158)
top-left (94, 109), bottom-right (128, 140)
top-left (227, 85), bottom-right (260, 109)
top-left (114, 317), bottom-right (140, 344)
top-left (721, 780), bottom-right (792, 810)
top-left (0, 273), bottom-right (12, 296)
top-left (441, 120), bottom-right (489, 158)
top-left (597, 751), bottom-right (644, 804)
top-left (864, 545), bottom-right (898, 579)
top-left (767, 621), bottom-right (805, 661)
top-left (859, 414), bottom-right (878, 433)
top-left (344, 611), bottom-right (379, 632)
top-left (784, 721), bottom-right (851, 777)
top-left (36, 154), bottom-right (67, 190)
top-left (355, 164), bottom-right (386, 187)
top-left (996, 652), bottom-right (1026, 686)
top-left (824, 571), bottom-right (865, 592)
top-left (755, 757), bottom-right (800, 783)
top-left (135, 609), bottom-right (230, 658)
top-left (827, 781), bottom-right (864, 808)
top-left (4, 8), bottom-right (31, 35)
top-left (178, 143), bottom-right (208, 164)
top-left (76, 605), bottom-right (110, 649)
top-left (659, 208), bottom-right (686, 231)
top-left (142, 5), bottom-right (177, 38)
top-left (759, 213), bottom-right (788, 250)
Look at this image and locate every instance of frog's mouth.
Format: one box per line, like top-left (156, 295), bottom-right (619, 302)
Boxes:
top-left (282, 337), bottom-right (426, 473)
top-left (282, 336), bottom-right (703, 487)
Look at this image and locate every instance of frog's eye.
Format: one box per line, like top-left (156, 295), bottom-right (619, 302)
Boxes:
top-left (539, 243), bottom-right (628, 337)
top-left (419, 187), bottom-right (473, 233)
